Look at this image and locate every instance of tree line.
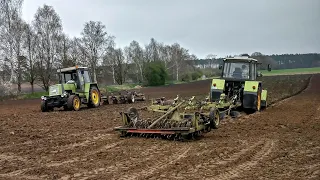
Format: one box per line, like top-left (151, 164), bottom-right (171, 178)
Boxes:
top-left (0, 1), bottom-right (200, 94)
top-left (1, 0), bottom-right (319, 95)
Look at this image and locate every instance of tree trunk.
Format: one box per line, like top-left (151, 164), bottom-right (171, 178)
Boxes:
top-left (30, 81), bottom-right (34, 94)
top-left (93, 68), bottom-right (97, 83)
top-left (176, 63), bottom-right (179, 81)
top-left (138, 64), bottom-right (143, 82)
top-left (112, 66), bottom-right (115, 84)
top-left (17, 82), bottom-right (21, 94)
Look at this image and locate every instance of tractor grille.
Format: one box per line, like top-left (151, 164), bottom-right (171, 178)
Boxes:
top-left (211, 91), bottom-right (222, 102)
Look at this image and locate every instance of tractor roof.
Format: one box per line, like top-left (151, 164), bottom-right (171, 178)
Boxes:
top-left (57, 65), bottom-right (88, 73)
top-left (224, 56), bottom-right (258, 63)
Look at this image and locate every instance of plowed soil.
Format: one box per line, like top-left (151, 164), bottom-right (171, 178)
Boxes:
top-left (0, 74), bottom-right (319, 180)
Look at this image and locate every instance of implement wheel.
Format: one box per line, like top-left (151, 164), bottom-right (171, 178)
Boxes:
top-left (88, 86), bottom-right (101, 108)
top-left (209, 108), bottom-right (220, 129)
top-left (127, 93), bottom-right (135, 103)
top-left (67, 95), bottom-right (81, 111)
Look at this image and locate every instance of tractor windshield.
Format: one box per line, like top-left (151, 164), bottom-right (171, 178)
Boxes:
top-left (222, 62), bottom-right (250, 79)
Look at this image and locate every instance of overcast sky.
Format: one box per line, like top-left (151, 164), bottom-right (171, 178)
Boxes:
top-left (22, 0), bottom-right (320, 58)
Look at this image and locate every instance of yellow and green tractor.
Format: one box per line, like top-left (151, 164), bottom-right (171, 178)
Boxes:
top-left (210, 55), bottom-right (270, 113)
top-left (40, 66), bottom-right (102, 112)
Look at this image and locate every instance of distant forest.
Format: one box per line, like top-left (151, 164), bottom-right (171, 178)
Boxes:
top-left (193, 53), bottom-right (320, 70)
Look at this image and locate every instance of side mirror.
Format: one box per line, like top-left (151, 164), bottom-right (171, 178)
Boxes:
top-left (219, 65), bottom-right (222, 70)
top-left (267, 64), bottom-right (271, 71)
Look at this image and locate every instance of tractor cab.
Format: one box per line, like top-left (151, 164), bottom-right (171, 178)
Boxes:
top-left (57, 66), bottom-right (91, 92)
top-left (219, 56), bottom-right (260, 81)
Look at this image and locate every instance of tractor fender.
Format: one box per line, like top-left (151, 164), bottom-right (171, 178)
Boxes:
top-left (210, 79), bottom-right (225, 102)
top-left (261, 89), bottom-right (267, 108)
top-left (261, 89), bottom-right (267, 101)
top-left (242, 81), bottom-right (261, 109)
top-left (84, 83), bottom-right (100, 102)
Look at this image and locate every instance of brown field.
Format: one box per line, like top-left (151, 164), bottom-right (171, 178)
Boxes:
top-left (0, 74), bottom-right (319, 180)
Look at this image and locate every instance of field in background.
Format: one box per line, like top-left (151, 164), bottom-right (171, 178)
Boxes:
top-left (260, 67), bottom-right (320, 76)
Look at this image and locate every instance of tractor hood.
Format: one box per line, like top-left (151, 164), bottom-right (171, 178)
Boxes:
top-left (49, 84), bottom-right (76, 96)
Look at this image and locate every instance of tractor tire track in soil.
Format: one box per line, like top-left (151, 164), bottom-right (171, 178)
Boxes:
top-left (210, 139), bottom-right (275, 180)
top-left (0, 74), bottom-right (319, 179)
top-left (58, 142), bottom-right (178, 180)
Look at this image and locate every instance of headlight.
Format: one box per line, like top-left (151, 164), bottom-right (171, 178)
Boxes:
top-left (41, 96), bottom-right (46, 100)
top-left (61, 91), bottom-right (68, 97)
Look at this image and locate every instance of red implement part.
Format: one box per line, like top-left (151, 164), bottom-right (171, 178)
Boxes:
top-left (114, 127), bottom-right (194, 135)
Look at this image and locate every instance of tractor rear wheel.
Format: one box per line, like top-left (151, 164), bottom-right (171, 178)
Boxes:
top-left (88, 86), bottom-right (101, 108)
top-left (256, 87), bottom-right (262, 112)
top-left (67, 95), bottom-right (81, 111)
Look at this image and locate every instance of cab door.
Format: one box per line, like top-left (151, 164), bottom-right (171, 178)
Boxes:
top-left (77, 69), bottom-right (85, 92)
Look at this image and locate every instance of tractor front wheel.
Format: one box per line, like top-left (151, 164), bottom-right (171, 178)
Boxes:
top-left (88, 86), bottom-right (101, 108)
top-left (67, 95), bottom-right (81, 111)
top-left (41, 101), bottom-right (48, 112)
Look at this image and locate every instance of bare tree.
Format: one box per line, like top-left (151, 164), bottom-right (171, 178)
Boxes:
top-left (102, 38), bottom-right (117, 84)
top-left (23, 23), bottom-right (37, 93)
top-left (56, 33), bottom-right (75, 67)
top-left (0, 0), bottom-right (24, 90)
top-left (80, 21), bottom-right (112, 82)
top-left (33, 4), bottom-right (63, 91)
top-left (69, 37), bottom-right (82, 66)
top-left (206, 53), bottom-right (217, 68)
top-left (170, 43), bottom-right (190, 81)
top-left (144, 38), bottom-right (160, 62)
top-left (11, 15), bottom-right (27, 93)
top-left (125, 40), bottom-right (144, 82)
top-left (113, 48), bottom-right (127, 85)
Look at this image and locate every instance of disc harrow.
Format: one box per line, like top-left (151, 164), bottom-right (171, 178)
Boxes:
top-left (114, 95), bottom-right (226, 141)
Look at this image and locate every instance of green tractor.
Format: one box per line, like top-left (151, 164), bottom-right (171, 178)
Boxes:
top-left (40, 66), bottom-right (101, 112)
top-left (210, 55), bottom-right (271, 113)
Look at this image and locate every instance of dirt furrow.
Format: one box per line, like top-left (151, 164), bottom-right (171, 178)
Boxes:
top-left (210, 139), bottom-right (275, 180)
top-left (0, 74), bottom-right (318, 179)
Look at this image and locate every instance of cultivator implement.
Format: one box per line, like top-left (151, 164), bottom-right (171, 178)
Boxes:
top-left (101, 90), bottom-right (146, 105)
top-left (114, 94), bottom-right (239, 141)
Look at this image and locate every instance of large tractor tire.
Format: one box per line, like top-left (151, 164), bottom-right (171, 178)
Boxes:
top-left (67, 95), bottom-right (81, 111)
top-left (41, 101), bottom-right (48, 112)
top-left (41, 101), bottom-right (54, 112)
top-left (88, 86), bottom-right (101, 108)
top-left (256, 86), bottom-right (262, 112)
top-left (209, 108), bottom-right (220, 129)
